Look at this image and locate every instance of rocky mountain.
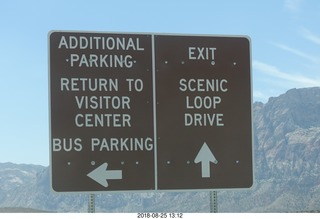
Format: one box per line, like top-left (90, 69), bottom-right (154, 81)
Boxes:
top-left (219, 87), bottom-right (320, 212)
top-left (0, 87), bottom-right (320, 212)
top-left (0, 162), bottom-right (44, 205)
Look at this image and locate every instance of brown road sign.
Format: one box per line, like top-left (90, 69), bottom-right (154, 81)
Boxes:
top-left (49, 31), bottom-right (155, 192)
top-left (155, 35), bottom-right (253, 190)
top-left (49, 31), bottom-right (253, 192)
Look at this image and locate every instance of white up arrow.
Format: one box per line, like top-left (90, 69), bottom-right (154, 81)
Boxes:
top-left (194, 142), bottom-right (218, 178)
top-left (87, 162), bottom-right (122, 187)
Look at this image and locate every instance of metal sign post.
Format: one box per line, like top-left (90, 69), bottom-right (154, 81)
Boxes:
top-left (88, 194), bottom-right (95, 213)
top-left (209, 191), bottom-right (218, 213)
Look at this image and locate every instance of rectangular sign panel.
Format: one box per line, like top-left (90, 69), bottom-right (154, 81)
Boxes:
top-left (49, 31), bottom-right (252, 192)
top-left (49, 32), bottom-right (155, 192)
top-left (155, 35), bottom-right (253, 190)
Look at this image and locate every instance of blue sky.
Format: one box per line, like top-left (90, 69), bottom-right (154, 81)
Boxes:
top-left (0, 0), bottom-right (320, 166)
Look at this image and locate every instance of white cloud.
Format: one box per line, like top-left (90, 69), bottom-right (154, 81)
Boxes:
top-left (253, 90), bottom-right (269, 102)
top-left (284, 0), bottom-right (302, 12)
top-left (300, 28), bottom-right (320, 45)
top-left (272, 42), bottom-right (320, 63)
top-left (253, 60), bottom-right (320, 87)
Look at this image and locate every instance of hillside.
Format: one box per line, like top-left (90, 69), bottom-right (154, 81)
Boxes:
top-left (0, 207), bottom-right (52, 213)
top-left (220, 87), bottom-right (320, 212)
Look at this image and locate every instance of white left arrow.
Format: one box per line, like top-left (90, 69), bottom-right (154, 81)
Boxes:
top-left (87, 162), bottom-right (122, 187)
